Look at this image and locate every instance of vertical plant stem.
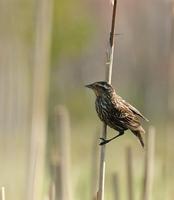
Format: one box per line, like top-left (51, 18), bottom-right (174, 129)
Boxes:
top-left (91, 131), bottom-right (100, 200)
top-left (49, 182), bottom-right (56, 200)
top-left (1, 187), bottom-right (5, 200)
top-left (126, 147), bottom-right (134, 200)
top-left (98, 125), bottom-right (107, 200)
top-left (27, 0), bottom-right (53, 199)
top-left (98, 0), bottom-right (118, 200)
top-left (142, 126), bottom-right (155, 200)
top-left (55, 105), bottom-right (72, 200)
top-left (112, 173), bottom-right (120, 200)
top-left (55, 163), bottom-right (62, 200)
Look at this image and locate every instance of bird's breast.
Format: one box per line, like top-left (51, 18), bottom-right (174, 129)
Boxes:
top-left (95, 97), bottom-right (110, 121)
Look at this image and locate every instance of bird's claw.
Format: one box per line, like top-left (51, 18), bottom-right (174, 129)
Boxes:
top-left (99, 138), bottom-right (109, 145)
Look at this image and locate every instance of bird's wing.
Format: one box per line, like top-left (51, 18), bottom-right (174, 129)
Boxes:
top-left (111, 98), bottom-right (141, 130)
top-left (118, 97), bottom-right (149, 122)
top-left (125, 102), bottom-right (149, 121)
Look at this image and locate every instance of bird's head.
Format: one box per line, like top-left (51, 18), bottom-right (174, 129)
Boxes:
top-left (85, 81), bottom-right (114, 96)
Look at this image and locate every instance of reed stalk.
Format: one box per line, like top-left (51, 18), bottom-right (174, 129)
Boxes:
top-left (97, 0), bottom-right (118, 199)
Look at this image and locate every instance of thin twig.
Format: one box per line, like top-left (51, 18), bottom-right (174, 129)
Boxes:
top-left (98, 125), bottom-right (107, 200)
top-left (106, 0), bottom-right (118, 83)
top-left (97, 0), bottom-right (118, 200)
top-left (110, 0), bottom-right (118, 47)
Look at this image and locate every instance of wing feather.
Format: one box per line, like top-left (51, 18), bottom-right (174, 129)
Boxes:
top-left (116, 95), bottom-right (149, 122)
top-left (111, 100), bottom-right (141, 130)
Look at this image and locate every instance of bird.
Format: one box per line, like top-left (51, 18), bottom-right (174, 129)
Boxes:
top-left (85, 81), bottom-right (149, 147)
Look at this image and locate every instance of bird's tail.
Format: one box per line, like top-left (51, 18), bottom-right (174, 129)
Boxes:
top-left (132, 126), bottom-right (145, 148)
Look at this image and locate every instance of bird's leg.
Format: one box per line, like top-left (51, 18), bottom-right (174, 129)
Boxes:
top-left (99, 131), bottom-right (124, 145)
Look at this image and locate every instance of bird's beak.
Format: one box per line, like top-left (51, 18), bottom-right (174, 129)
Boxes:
top-left (85, 84), bottom-right (94, 89)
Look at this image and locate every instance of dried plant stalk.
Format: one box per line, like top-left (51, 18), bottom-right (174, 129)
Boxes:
top-left (1, 187), bottom-right (5, 200)
top-left (49, 182), bottom-right (56, 200)
top-left (126, 146), bottom-right (134, 200)
top-left (112, 173), bottom-right (120, 200)
top-left (54, 105), bottom-right (72, 200)
top-left (27, 0), bottom-right (53, 199)
top-left (91, 131), bottom-right (100, 200)
top-left (97, 0), bottom-right (118, 200)
top-left (142, 126), bottom-right (155, 200)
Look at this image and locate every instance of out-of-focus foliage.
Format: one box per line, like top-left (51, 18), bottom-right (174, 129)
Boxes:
top-left (1, 0), bottom-right (174, 200)
top-left (52, 0), bottom-right (93, 62)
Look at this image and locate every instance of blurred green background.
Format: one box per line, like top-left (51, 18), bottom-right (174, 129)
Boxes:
top-left (0, 0), bottom-right (174, 199)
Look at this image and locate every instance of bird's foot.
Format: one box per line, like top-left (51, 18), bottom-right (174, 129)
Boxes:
top-left (99, 138), bottom-right (110, 145)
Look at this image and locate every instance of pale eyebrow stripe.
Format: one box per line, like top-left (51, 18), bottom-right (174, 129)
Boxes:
top-left (98, 84), bottom-right (108, 89)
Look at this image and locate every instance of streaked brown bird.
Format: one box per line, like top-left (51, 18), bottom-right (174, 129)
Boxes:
top-left (85, 81), bottom-right (149, 147)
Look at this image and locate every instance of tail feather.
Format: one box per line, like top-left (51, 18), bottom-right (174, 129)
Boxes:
top-left (132, 127), bottom-right (145, 148)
